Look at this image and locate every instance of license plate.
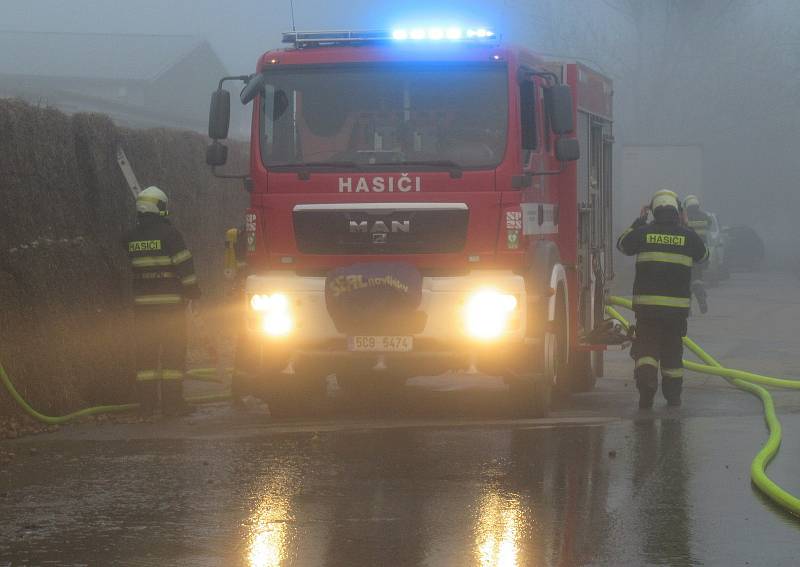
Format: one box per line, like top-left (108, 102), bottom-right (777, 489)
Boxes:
top-left (348, 336), bottom-right (413, 352)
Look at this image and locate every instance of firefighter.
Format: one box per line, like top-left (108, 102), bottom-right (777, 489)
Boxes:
top-left (124, 186), bottom-right (200, 416)
top-left (683, 195), bottom-right (711, 314)
top-left (224, 227), bottom-right (251, 406)
top-left (617, 189), bottom-right (708, 409)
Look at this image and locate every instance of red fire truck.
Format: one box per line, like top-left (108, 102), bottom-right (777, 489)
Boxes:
top-left (207, 28), bottom-right (615, 416)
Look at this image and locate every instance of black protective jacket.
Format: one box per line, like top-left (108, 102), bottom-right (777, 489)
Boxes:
top-left (617, 215), bottom-right (708, 319)
top-left (123, 214), bottom-right (200, 307)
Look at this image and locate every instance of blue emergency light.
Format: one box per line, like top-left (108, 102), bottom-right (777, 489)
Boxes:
top-left (391, 27), bottom-right (495, 41)
top-left (282, 28), bottom-right (498, 48)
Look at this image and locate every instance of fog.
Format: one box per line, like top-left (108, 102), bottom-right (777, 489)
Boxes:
top-left (3, 0), bottom-right (799, 266)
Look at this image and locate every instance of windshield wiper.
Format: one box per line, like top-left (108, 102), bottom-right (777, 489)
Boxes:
top-left (371, 160), bottom-right (463, 178)
top-left (270, 161), bottom-right (362, 179)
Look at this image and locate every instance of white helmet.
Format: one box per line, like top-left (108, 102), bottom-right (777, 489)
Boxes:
top-left (683, 195), bottom-right (700, 209)
top-left (651, 189), bottom-right (679, 213)
top-left (136, 186), bottom-right (169, 216)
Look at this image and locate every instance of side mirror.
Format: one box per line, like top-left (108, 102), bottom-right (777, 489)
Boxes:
top-left (208, 89), bottom-right (231, 140)
top-left (555, 138), bottom-right (580, 162)
top-left (240, 73), bottom-right (267, 105)
top-left (544, 84), bottom-right (574, 134)
top-left (206, 141), bottom-right (229, 167)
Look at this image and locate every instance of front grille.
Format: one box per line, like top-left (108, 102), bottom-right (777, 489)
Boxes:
top-left (293, 204), bottom-right (469, 255)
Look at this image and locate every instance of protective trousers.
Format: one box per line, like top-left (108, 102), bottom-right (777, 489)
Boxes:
top-left (631, 317), bottom-right (686, 402)
top-left (133, 305), bottom-right (187, 414)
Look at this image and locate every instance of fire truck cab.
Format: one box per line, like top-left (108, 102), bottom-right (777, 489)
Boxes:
top-left (207, 28), bottom-right (615, 417)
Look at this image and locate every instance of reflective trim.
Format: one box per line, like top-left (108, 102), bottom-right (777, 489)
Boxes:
top-left (136, 370), bottom-right (159, 381)
top-left (134, 271), bottom-right (176, 280)
top-left (181, 274), bottom-right (198, 286)
top-left (688, 220), bottom-right (709, 228)
top-left (635, 356), bottom-right (659, 369)
top-left (162, 369), bottom-right (183, 381)
top-left (662, 368), bottom-right (684, 379)
top-left (700, 247), bottom-right (710, 263)
top-left (633, 295), bottom-right (691, 308)
top-left (134, 294), bottom-right (183, 305)
top-left (172, 250), bottom-right (192, 265)
top-left (636, 251), bottom-right (693, 267)
top-left (646, 233), bottom-right (685, 246)
top-left (132, 255), bottom-right (172, 268)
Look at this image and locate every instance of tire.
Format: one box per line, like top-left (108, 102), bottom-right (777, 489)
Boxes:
top-left (509, 375), bottom-right (552, 418)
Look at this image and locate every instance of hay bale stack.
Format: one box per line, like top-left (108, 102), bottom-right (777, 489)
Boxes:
top-left (0, 99), bottom-right (248, 415)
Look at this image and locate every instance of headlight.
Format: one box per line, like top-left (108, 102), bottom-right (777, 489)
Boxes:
top-left (464, 290), bottom-right (518, 340)
top-left (250, 293), bottom-right (293, 337)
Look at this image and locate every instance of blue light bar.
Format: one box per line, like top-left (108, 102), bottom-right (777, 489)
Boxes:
top-left (390, 26), bottom-right (495, 42)
top-left (282, 28), bottom-right (499, 48)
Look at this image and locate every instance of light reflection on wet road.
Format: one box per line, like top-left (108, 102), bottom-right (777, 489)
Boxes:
top-left (2, 274), bottom-right (800, 566)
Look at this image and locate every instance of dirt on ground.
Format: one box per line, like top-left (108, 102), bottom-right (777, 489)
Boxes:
top-left (0, 99), bottom-right (248, 421)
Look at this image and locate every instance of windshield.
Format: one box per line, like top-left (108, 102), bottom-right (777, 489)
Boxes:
top-left (259, 63), bottom-right (508, 170)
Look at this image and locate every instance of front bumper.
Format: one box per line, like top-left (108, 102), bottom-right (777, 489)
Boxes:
top-left (244, 270), bottom-right (531, 373)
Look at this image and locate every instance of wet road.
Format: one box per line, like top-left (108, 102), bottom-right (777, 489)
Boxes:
top-left (3, 273), bottom-right (800, 566)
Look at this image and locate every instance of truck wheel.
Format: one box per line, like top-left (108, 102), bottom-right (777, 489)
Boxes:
top-left (552, 287), bottom-right (572, 397)
top-left (509, 375), bottom-right (552, 418)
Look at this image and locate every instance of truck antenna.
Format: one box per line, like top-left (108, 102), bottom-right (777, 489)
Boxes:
top-left (290, 0), bottom-right (297, 32)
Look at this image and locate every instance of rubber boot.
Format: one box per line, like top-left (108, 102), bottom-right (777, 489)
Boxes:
top-left (161, 380), bottom-right (194, 417)
top-left (662, 377), bottom-right (683, 407)
top-left (136, 381), bottom-right (159, 417)
top-left (636, 376), bottom-right (658, 410)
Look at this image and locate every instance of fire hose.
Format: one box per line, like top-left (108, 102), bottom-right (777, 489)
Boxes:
top-left (2, 298), bottom-right (799, 518)
top-left (0, 363), bottom-right (230, 426)
top-left (607, 296), bottom-right (800, 518)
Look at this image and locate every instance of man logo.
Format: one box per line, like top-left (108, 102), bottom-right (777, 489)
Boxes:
top-left (349, 219), bottom-right (411, 245)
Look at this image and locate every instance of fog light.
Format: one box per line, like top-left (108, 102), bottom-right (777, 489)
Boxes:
top-left (464, 290), bottom-right (518, 340)
top-left (250, 293), bottom-right (293, 337)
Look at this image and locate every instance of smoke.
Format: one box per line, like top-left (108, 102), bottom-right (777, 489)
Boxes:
top-left (3, 0), bottom-right (798, 266)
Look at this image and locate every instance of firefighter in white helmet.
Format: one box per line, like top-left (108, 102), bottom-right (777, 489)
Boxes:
top-left (616, 189), bottom-right (709, 409)
top-left (123, 186), bottom-right (200, 416)
top-left (683, 195), bottom-right (711, 314)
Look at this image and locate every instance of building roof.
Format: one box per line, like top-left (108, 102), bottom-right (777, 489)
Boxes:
top-left (0, 30), bottom-right (212, 81)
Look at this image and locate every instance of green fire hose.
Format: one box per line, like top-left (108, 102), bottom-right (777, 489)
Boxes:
top-left (0, 363), bottom-right (230, 426)
top-left (607, 296), bottom-right (800, 518)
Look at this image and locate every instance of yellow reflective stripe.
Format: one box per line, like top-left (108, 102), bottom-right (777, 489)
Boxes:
top-left (646, 233), bottom-right (685, 246)
top-left (134, 294), bottom-right (183, 305)
top-left (635, 356), bottom-right (659, 369)
top-left (172, 249), bottom-right (192, 265)
top-left (636, 251), bottom-right (693, 267)
top-left (181, 274), bottom-right (198, 286)
top-left (662, 368), bottom-right (684, 378)
top-left (688, 220), bottom-right (709, 228)
top-left (134, 271), bottom-right (177, 280)
top-left (633, 295), bottom-right (691, 308)
top-left (128, 240), bottom-right (162, 252)
top-left (137, 195), bottom-right (162, 205)
top-left (162, 370), bottom-right (183, 381)
top-left (136, 370), bottom-right (159, 381)
top-left (132, 255), bottom-right (172, 268)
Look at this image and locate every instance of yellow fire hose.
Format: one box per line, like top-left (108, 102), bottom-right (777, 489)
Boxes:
top-left (0, 363), bottom-right (230, 426)
top-left (3, 297), bottom-right (799, 518)
top-left (607, 296), bottom-right (800, 518)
